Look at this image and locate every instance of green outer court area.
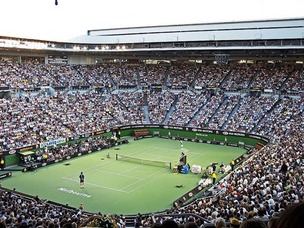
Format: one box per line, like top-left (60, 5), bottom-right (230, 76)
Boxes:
top-left (2, 137), bottom-right (246, 215)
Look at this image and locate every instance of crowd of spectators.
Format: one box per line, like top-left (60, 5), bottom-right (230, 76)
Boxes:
top-left (1, 60), bottom-right (303, 93)
top-left (0, 61), bottom-right (303, 227)
top-left (250, 65), bottom-right (293, 91)
top-left (224, 95), bottom-right (279, 132)
top-left (166, 65), bottom-right (197, 90)
top-left (147, 91), bottom-right (175, 124)
top-left (138, 65), bottom-right (167, 89)
top-left (0, 188), bottom-right (126, 227)
top-left (138, 113), bottom-right (303, 227)
top-left (189, 93), bottom-right (226, 128)
top-left (116, 91), bottom-right (147, 124)
top-left (109, 65), bottom-right (139, 89)
top-left (167, 92), bottom-right (208, 126)
top-left (206, 95), bottom-right (239, 130)
top-left (35, 136), bottom-right (110, 163)
top-left (281, 69), bottom-right (304, 93)
top-left (194, 65), bottom-right (228, 89)
top-left (219, 65), bottom-right (256, 91)
top-left (252, 96), bottom-right (303, 138)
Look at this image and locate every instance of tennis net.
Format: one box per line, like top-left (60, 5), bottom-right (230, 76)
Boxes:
top-left (116, 154), bottom-right (171, 169)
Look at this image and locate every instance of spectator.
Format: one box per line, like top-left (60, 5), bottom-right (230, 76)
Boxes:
top-left (215, 217), bottom-right (226, 228)
top-left (162, 219), bottom-right (179, 228)
top-left (184, 221), bottom-right (199, 228)
top-left (230, 218), bottom-right (240, 228)
top-left (240, 218), bottom-right (267, 228)
top-left (276, 202), bottom-right (304, 228)
top-left (267, 216), bottom-right (279, 228)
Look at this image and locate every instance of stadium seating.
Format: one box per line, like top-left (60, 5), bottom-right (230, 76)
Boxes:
top-left (0, 61), bottom-right (303, 227)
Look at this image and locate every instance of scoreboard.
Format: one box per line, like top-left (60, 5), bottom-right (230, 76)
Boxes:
top-left (48, 55), bottom-right (68, 64)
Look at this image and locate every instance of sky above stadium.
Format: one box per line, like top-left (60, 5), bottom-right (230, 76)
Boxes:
top-left (1, 0), bottom-right (304, 42)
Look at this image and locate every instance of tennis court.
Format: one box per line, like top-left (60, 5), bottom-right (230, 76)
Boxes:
top-left (2, 137), bottom-right (246, 214)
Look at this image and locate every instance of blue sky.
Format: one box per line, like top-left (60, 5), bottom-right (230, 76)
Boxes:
top-left (1, 0), bottom-right (303, 41)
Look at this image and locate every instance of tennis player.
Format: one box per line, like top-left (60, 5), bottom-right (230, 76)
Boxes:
top-left (79, 172), bottom-right (85, 188)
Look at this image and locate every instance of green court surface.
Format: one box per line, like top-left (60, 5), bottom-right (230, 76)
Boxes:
top-left (2, 138), bottom-right (246, 215)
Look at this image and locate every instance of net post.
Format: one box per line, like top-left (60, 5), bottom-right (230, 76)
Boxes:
top-left (116, 154), bottom-right (118, 160)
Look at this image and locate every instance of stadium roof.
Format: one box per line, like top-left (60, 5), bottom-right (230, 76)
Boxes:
top-left (0, 18), bottom-right (303, 62)
top-left (69, 17), bottom-right (304, 44)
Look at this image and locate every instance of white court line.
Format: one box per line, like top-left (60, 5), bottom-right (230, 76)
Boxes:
top-left (152, 146), bottom-right (181, 151)
top-left (93, 169), bottom-right (142, 180)
top-left (126, 146), bottom-right (158, 157)
top-left (121, 169), bottom-right (166, 191)
top-left (152, 146), bottom-right (204, 155)
top-left (63, 165), bottom-right (168, 193)
top-left (93, 161), bottom-right (170, 193)
top-left (127, 170), bottom-right (169, 193)
top-left (62, 176), bottom-right (129, 193)
top-left (148, 146), bottom-right (205, 162)
top-left (114, 163), bottom-right (143, 176)
top-left (151, 146), bottom-right (203, 154)
top-left (61, 143), bottom-right (193, 193)
top-left (94, 163), bottom-right (145, 178)
top-left (62, 159), bottom-right (121, 179)
top-left (95, 159), bottom-right (162, 177)
top-left (128, 146), bottom-right (175, 160)
top-left (115, 146), bottom-right (173, 165)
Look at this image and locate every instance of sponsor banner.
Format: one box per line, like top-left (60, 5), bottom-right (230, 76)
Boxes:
top-left (244, 145), bottom-right (254, 150)
top-left (94, 130), bottom-right (105, 135)
top-left (9, 150), bottom-right (17, 155)
top-left (131, 125), bottom-right (145, 129)
top-left (202, 129), bottom-right (214, 133)
top-left (247, 134), bottom-right (269, 142)
top-left (195, 133), bottom-right (208, 137)
top-left (173, 184), bottom-right (204, 207)
top-left (227, 143), bottom-right (238, 147)
top-left (227, 132), bottom-right (246, 137)
top-left (143, 125), bottom-right (159, 128)
top-left (247, 134), bottom-right (261, 140)
top-left (120, 125), bottom-right (131, 130)
top-left (0, 145), bottom-right (38, 155)
top-left (1, 124), bottom-right (268, 156)
top-left (169, 126), bottom-right (184, 130)
top-left (58, 187), bottom-right (91, 198)
top-left (0, 172), bottom-right (12, 179)
top-left (40, 138), bottom-right (66, 148)
top-left (18, 145), bottom-right (38, 152)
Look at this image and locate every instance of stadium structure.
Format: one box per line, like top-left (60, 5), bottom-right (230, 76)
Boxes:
top-left (0, 17), bottom-right (303, 227)
top-left (1, 17), bottom-right (304, 64)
